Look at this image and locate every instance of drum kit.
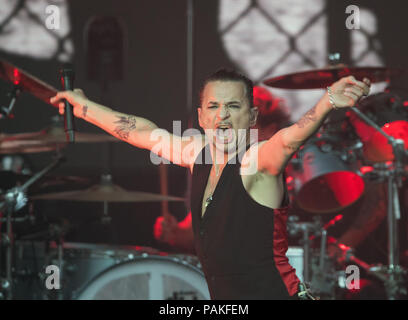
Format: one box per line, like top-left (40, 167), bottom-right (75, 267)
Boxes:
top-left (267, 61), bottom-right (408, 299)
top-left (0, 59), bottom-right (200, 300)
top-left (0, 56), bottom-right (407, 299)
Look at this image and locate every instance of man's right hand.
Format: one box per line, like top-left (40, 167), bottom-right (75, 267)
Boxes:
top-left (50, 89), bottom-right (89, 119)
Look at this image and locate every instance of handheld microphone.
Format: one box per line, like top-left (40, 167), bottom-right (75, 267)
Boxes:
top-left (59, 65), bottom-right (75, 142)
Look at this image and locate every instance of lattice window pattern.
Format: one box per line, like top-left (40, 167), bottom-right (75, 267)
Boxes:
top-left (218, 0), bottom-right (383, 120)
top-left (0, 0), bottom-right (73, 61)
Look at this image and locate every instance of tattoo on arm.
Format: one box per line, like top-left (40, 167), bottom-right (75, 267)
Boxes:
top-left (82, 105), bottom-right (88, 118)
top-left (296, 106), bottom-right (317, 128)
top-left (113, 116), bottom-right (137, 140)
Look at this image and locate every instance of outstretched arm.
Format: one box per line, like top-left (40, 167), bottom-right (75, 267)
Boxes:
top-left (50, 89), bottom-right (203, 168)
top-left (257, 76), bottom-right (371, 175)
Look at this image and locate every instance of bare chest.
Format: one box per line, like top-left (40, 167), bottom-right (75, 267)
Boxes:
top-left (201, 168), bottom-right (224, 218)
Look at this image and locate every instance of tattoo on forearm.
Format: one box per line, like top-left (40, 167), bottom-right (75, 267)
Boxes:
top-left (296, 106), bottom-right (317, 128)
top-left (82, 105), bottom-right (88, 118)
top-left (113, 116), bottom-right (137, 140)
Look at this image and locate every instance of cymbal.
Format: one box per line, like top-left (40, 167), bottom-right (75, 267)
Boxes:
top-left (0, 137), bottom-right (65, 154)
top-left (31, 182), bottom-right (185, 203)
top-left (36, 175), bottom-right (91, 189)
top-left (0, 59), bottom-right (58, 106)
top-left (33, 126), bottom-right (119, 143)
top-left (2, 126), bottom-right (118, 144)
top-left (0, 171), bottom-right (90, 191)
top-left (263, 66), bottom-right (405, 89)
top-left (0, 126), bottom-right (118, 154)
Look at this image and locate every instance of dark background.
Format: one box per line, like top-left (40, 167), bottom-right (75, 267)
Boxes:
top-left (0, 0), bottom-right (407, 259)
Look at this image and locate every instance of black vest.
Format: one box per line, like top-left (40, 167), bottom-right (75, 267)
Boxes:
top-left (191, 145), bottom-right (299, 299)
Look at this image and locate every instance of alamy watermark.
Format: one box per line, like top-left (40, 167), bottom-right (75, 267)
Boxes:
top-left (345, 5), bottom-right (360, 30)
top-left (42, 264), bottom-right (361, 292)
top-left (45, 265), bottom-right (60, 290)
top-left (148, 121), bottom-right (259, 175)
top-left (45, 5), bottom-right (60, 30)
top-left (338, 265), bottom-right (361, 290)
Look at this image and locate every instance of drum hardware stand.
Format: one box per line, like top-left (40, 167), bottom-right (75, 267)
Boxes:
top-left (301, 223), bottom-right (313, 283)
top-left (319, 230), bottom-right (327, 272)
top-left (287, 216), bottom-right (322, 283)
top-left (0, 85), bottom-right (21, 119)
top-left (302, 215), bottom-right (346, 298)
top-left (0, 155), bottom-right (65, 299)
top-left (311, 225), bottom-right (345, 299)
top-left (100, 174), bottom-right (112, 225)
top-left (39, 223), bottom-right (67, 300)
top-left (328, 237), bottom-right (388, 284)
top-left (48, 235), bottom-right (65, 300)
top-left (350, 106), bottom-right (408, 299)
top-left (101, 200), bottom-right (112, 225)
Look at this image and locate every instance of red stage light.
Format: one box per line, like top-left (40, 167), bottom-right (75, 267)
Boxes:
top-left (360, 166), bottom-right (374, 175)
top-left (339, 243), bottom-right (350, 251)
top-left (13, 68), bottom-right (20, 85)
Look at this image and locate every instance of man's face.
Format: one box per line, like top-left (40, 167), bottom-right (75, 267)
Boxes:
top-left (198, 80), bottom-right (257, 154)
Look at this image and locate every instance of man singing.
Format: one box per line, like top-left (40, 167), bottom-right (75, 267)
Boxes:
top-left (51, 69), bottom-right (370, 299)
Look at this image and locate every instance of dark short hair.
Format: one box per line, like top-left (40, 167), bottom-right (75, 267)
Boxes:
top-left (199, 68), bottom-right (254, 108)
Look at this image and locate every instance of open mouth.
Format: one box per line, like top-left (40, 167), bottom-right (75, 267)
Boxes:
top-left (215, 125), bottom-right (234, 144)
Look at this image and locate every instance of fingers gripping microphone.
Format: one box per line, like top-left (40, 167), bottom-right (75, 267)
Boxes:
top-left (59, 65), bottom-right (75, 142)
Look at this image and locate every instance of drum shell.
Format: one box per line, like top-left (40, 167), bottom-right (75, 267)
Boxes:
top-left (290, 144), bottom-right (365, 213)
top-left (12, 241), bottom-right (48, 299)
top-left (76, 254), bottom-right (210, 300)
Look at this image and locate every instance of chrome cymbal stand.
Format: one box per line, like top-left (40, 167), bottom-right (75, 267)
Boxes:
top-left (0, 192), bottom-right (15, 299)
top-left (0, 85), bottom-right (21, 119)
top-left (288, 216), bottom-right (322, 283)
top-left (0, 156), bottom-right (64, 299)
top-left (351, 106), bottom-right (407, 299)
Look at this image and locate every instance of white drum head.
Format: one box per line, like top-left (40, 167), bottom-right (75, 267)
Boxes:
top-left (77, 256), bottom-right (210, 300)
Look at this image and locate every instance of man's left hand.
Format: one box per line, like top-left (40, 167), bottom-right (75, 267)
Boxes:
top-left (329, 76), bottom-right (371, 108)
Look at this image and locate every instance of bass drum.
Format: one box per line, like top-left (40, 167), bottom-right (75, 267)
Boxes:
top-left (75, 254), bottom-right (210, 300)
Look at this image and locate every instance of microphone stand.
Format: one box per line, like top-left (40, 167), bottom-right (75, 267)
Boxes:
top-left (350, 106), bottom-right (407, 299)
